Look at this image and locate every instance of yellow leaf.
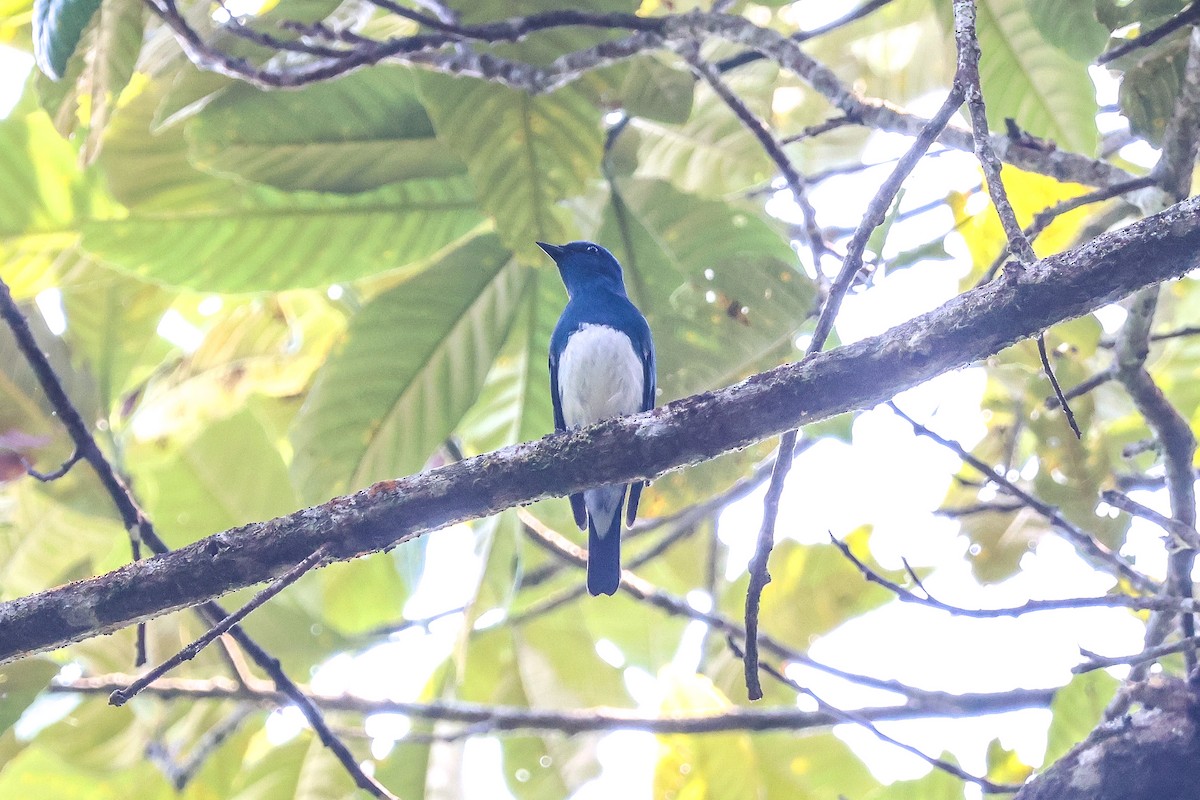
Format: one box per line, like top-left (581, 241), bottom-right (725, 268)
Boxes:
top-left (952, 166), bottom-right (1095, 284)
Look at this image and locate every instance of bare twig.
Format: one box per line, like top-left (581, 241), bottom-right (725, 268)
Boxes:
top-left (53, 673), bottom-right (1054, 736)
top-left (110, 545), bottom-right (330, 706)
top-left (3, 196), bottom-right (1199, 665)
top-left (683, 49), bottom-right (829, 261)
top-left (743, 434), bottom-right (797, 701)
top-left (727, 638), bottom-right (1022, 794)
top-left (830, 533), bottom-right (1191, 618)
top-left (146, 705), bottom-right (255, 790)
top-left (1046, 368), bottom-right (1115, 410)
top-left (889, 403), bottom-right (1158, 593)
top-left (21, 448), bottom-right (82, 481)
top-left (1102, 490), bottom-right (1200, 550)
top-left (1076, 636), bottom-right (1200, 674)
top-left (516, 511), bottom-right (954, 703)
top-left (1097, 1), bottom-right (1200, 65)
top-left (1037, 335), bottom-right (1082, 438)
top-left (0, 276), bottom-right (393, 800)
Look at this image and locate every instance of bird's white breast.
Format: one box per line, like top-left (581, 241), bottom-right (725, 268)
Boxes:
top-left (558, 324), bottom-right (644, 429)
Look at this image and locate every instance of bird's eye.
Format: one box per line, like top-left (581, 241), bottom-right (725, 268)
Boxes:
top-left (585, 244), bottom-right (599, 254)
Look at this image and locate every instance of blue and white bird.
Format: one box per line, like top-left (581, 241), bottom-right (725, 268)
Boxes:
top-left (539, 240), bottom-right (656, 596)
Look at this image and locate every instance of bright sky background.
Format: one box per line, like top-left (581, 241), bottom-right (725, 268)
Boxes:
top-left (0, 1), bottom-right (1186, 796)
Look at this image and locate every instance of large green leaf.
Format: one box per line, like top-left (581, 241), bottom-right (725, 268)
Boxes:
top-left (1025, 0), bottom-right (1109, 62)
top-left (0, 481), bottom-right (125, 599)
top-left (418, 75), bottom-right (603, 257)
top-left (31, 0), bottom-right (99, 79)
top-left (80, 176), bottom-right (486, 292)
top-left (131, 293), bottom-right (343, 442)
top-left (1117, 31), bottom-right (1192, 146)
top-left (601, 177), bottom-right (814, 401)
top-left (974, 0), bottom-right (1099, 154)
top-left (186, 66), bottom-right (467, 194)
top-left (1043, 670), bottom-right (1118, 766)
top-left (60, 262), bottom-right (175, 412)
top-left (0, 658), bottom-right (58, 734)
top-left (78, 0), bottom-right (143, 160)
top-left (0, 105), bottom-right (113, 295)
top-left (618, 54), bottom-right (695, 124)
top-left (654, 672), bottom-right (761, 800)
top-left (632, 60), bottom-right (778, 197)
top-left (290, 234), bottom-right (529, 502)
top-left (128, 406), bottom-right (299, 546)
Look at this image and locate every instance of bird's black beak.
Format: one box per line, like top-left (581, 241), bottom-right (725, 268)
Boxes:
top-left (536, 241), bottom-right (566, 260)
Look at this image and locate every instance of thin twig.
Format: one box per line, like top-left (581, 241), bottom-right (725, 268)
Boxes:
top-left (727, 638), bottom-right (1022, 794)
top-left (716, 0), bottom-right (899, 71)
top-left (0, 276), bottom-right (394, 800)
top-left (830, 533), bottom-right (1190, 618)
top-left (743, 434), bottom-right (796, 701)
top-left (683, 49), bottom-right (829, 261)
top-left (1037, 335), bottom-right (1082, 438)
top-left (517, 511), bottom-right (956, 703)
top-left (1046, 368), bottom-right (1115, 410)
top-left (889, 402), bottom-right (1158, 593)
top-left (110, 545), bottom-right (330, 706)
top-left (1097, 1), bottom-right (1200, 65)
top-left (22, 449), bottom-right (82, 481)
top-left (1076, 636), bottom-right (1200, 674)
top-left (1102, 490), bottom-right (1200, 550)
top-left (54, 672), bottom-right (1055, 736)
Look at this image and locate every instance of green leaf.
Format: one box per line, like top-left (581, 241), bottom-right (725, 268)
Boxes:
top-left (867, 761), bottom-right (966, 799)
top-left (80, 176), bottom-right (486, 292)
top-left (975, 0), bottom-right (1099, 154)
top-left (0, 658), bottom-right (58, 734)
top-left (1044, 670), bottom-right (1118, 766)
top-left (132, 294), bottom-right (342, 442)
top-left (187, 66), bottom-right (467, 194)
top-left (60, 262), bottom-right (174, 413)
top-left (96, 74), bottom-right (240, 210)
top-left (319, 549), bottom-right (421, 636)
top-left (619, 55), bottom-right (695, 124)
top-left (128, 406), bottom-right (299, 547)
top-left (79, 0), bottom-right (143, 160)
top-left (755, 733), bottom-right (877, 799)
top-left (418, 76), bottom-right (603, 257)
top-left (600, 177), bottom-right (815, 401)
top-left (290, 234), bottom-right (528, 502)
top-left (733, 536), bottom-right (896, 646)
top-left (1118, 31), bottom-right (1191, 146)
top-left (1, 481), bottom-right (126, 599)
top-left (632, 60), bottom-right (777, 197)
top-left (654, 672), bottom-right (762, 800)
top-left (0, 105), bottom-right (114, 296)
top-left (1025, 0), bottom-right (1110, 62)
top-left (31, 0), bottom-right (99, 80)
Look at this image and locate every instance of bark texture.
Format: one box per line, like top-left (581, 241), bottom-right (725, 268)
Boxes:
top-left (0, 195), bottom-right (1198, 666)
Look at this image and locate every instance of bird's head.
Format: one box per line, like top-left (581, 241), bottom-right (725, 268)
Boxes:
top-left (536, 241), bottom-right (627, 298)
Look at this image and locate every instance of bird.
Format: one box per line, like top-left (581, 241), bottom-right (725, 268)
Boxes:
top-left (539, 240), bottom-right (656, 596)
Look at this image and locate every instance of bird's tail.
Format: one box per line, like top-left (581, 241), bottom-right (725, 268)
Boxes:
top-left (585, 485), bottom-right (625, 596)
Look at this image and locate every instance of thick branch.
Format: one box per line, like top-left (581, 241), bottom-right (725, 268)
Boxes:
top-left (1, 195), bottom-right (1199, 665)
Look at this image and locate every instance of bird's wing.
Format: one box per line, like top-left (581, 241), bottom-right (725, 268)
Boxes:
top-left (626, 315), bottom-right (657, 526)
top-left (549, 347), bottom-right (566, 434)
top-left (550, 331), bottom-right (588, 531)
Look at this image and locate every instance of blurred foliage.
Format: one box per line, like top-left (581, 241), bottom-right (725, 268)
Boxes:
top-left (0, 0), bottom-right (1196, 797)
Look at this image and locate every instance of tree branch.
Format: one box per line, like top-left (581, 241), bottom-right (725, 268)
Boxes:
top-left (51, 673), bottom-right (1054, 736)
top-left (1, 195), bottom-right (1198, 665)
